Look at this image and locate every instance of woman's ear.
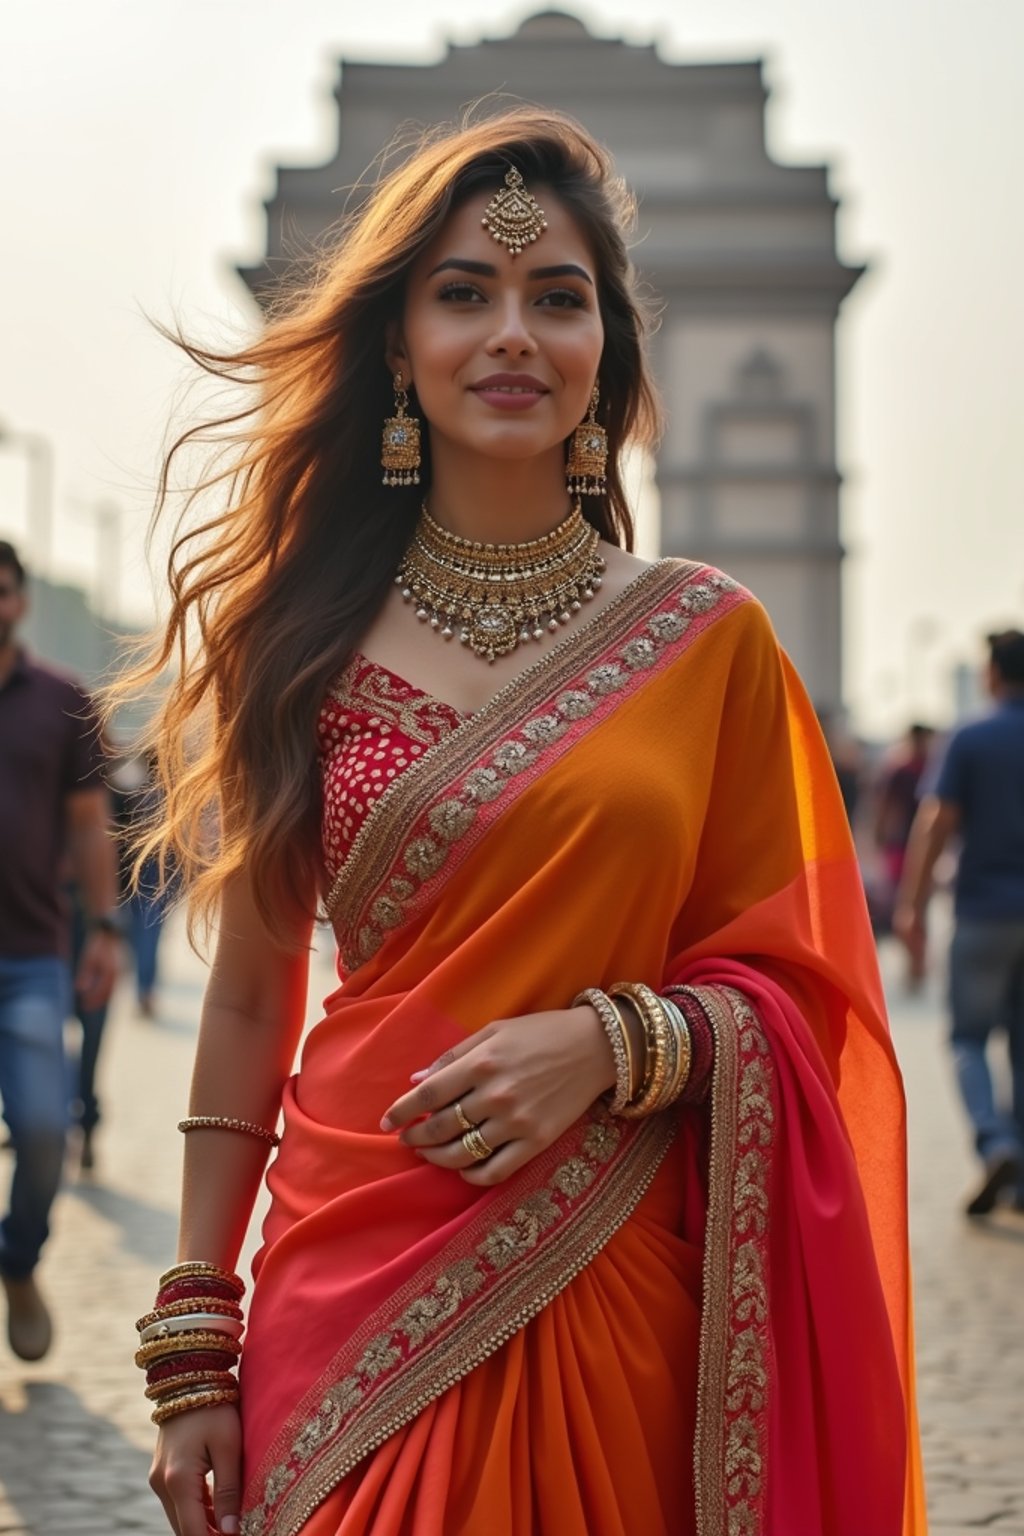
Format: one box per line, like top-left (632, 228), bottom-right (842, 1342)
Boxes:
top-left (384, 323), bottom-right (410, 387)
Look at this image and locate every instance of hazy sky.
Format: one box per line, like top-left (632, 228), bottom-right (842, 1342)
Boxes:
top-left (1, 0), bottom-right (1021, 733)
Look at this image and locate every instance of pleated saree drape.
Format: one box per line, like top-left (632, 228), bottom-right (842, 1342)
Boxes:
top-left (238, 561), bottom-right (927, 1536)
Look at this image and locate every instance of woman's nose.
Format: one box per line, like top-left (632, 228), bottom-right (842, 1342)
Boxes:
top-left (486, 297), bottom-right (538, 356)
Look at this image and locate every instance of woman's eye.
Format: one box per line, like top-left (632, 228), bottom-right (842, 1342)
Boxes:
top-left (438, 282), bottom-right (485, 303)
top-left (537, 288), bottom-right (586, 309)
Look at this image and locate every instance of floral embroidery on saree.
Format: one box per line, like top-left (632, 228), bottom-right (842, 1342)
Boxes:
top-left (691, 986), bottom-right (777, 1536)
top-left (325, 562), bottom-right (743, 972)
top-left (241, 1107), bottom-right (678, 1536)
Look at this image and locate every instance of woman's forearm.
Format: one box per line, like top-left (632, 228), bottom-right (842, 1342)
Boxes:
top-left (176, 998), bottom-right (306, 1270)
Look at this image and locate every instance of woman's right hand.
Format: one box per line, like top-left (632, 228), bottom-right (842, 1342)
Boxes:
top-left (149, 1404), bottom-right (242, 1536)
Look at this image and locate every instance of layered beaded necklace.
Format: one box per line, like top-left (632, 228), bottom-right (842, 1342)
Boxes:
top-left (395, 502), bottom-right (606, 663)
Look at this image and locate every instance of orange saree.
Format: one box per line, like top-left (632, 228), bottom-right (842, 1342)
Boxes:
top-left (238, 561), bottom-right (927, 1536)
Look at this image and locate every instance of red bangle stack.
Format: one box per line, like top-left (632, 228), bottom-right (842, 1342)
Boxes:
top-left (662, 986), bottom-right (715, 1104)
top-left (134, 1262), bottom-right (246, 1425)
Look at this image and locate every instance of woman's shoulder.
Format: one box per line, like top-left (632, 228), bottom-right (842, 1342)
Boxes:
top-left (599, 545), bottom-right (776, 643)
top-left (648, 556), bottom-right (782, 668)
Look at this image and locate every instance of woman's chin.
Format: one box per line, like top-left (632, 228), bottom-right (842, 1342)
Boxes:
top-left (442, 428), bottom-right (568, 468)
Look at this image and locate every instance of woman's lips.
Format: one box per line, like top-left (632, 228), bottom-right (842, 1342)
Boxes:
top-left (469, 376), bottom-right (550, 411)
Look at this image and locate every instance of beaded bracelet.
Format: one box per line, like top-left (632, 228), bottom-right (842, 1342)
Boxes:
top-left (573, 988), bottom-right (635, 1111)
top-left (608, 983), bottom-right (670, 1115)
top-left (145, 1369), bottom-right (238, 1401)
top-left (177, 1115), bottom-right (281, 1147)
top-left (135, 1330), bottom-right (243, 1370)
top-left (157, 1275), bottom-right (244, 1307)
top-left (151, 1385), bottom-right (240, 1427)
top-left (663, 986), bottom-right (716, 1104)
top-left (146, 1350), bottom-right (237, 1383)
top-left (137, 1295), bottom-right (243, 1329)
top-left (158, 1261), bottom-right (245, 1296)
top-left (660, 995), bottom-right (694, 1105)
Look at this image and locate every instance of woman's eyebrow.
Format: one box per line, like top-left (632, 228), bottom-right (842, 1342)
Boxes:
top-left (426, 258), bottom-right (594, 286)
top-left (426, 258), bottom-right (497, 279)
top-left (529, 264), bottom-right (594, 286)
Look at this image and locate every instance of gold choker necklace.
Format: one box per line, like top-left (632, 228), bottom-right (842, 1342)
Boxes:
top-left (395, 502), bottom-right (606, 663)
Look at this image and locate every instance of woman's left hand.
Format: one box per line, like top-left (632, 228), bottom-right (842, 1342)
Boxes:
top-left (380, 1007), bottom-right (615, 1186)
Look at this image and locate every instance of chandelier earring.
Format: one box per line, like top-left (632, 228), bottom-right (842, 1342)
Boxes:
top-left (566, 384), bottom-right (608, 497)
top-left (381, 371), bottom-right (421, 486)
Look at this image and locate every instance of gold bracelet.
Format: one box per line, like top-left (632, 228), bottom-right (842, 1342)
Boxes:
top-left (177, 1115), bottom-right (280, 1148)
top-left (136, 1296), bottom-right (243, 1332)
top-left (573, 987), bottom-right (633, 1112)
top-left (157, 1261), bottom-right (245, 1295)
top-left (151, 1386), bottom-right (240, 1426)
top-left (135, 1330), bottom-right (243, 1370)
top-left (609, 983), bottom-right (674, 1117)
top-left (606, 996), bottom-right (638, 1102)
top-left (145, 1370), bottom-right (238, 1401)
top-left (660, 996), bottom-right (694, 1106)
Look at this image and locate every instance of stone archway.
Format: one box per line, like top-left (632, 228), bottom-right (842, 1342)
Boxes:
top-left (238, 11), bottom-right (863, 708)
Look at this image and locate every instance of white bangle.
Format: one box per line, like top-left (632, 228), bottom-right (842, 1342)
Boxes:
top-left (138, 1313), bottom-right (245, 1344)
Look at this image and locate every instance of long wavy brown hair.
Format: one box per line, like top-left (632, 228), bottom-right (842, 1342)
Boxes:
top-left (117, 106), bottom-right (663, 944)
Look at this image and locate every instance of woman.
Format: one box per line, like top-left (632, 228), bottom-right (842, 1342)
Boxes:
top-left (131, 109), bottom-right (926, 1535)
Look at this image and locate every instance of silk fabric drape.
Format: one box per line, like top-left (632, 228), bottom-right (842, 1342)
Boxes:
top-left (239, 563), bottom-right (926, 1536)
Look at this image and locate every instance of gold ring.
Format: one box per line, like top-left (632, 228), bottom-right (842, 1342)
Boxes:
top-left (453, 1100), bottom-right (475, 1134)
top-left (461, 1127), bottom-right (493, 1162)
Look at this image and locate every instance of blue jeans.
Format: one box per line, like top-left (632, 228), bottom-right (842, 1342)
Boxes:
top-left (0, 955), bottom-right (71, 1278)
top-left (68, 897), bottom-right (110, 1134)
top-left (949, 918), bottom-right (1024, 1163)
top-left (128, 891), bottom-right (166, 999)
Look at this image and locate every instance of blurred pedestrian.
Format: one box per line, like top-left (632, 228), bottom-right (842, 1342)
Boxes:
top-left (896, 628), bottom-right (1024, 1215)
top-left (0, 541), bottom-right (119, 1359)
top-left (63, 738), bottom-right (134, 1172)
top-left (873, 722), bottom-right (934, 982)
top-left (67, 883), bottom-right (115, 1172)
top-left (123, 749), bottom-right (176, 1018)
top-left (816, 705), bottom-right (864, 826)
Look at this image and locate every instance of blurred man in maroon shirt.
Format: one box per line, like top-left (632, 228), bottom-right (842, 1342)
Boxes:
top-left (0, 541), bottom-right (119, 1359)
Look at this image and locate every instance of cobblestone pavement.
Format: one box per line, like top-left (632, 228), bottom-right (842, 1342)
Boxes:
top-left (1, 913), bottom-right (1022, 1534)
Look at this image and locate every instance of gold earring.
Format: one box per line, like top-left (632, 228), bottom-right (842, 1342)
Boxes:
top-left (566, 385), bottom-right (607, 497)
top-left (381, 372), bottom-right (421, 486)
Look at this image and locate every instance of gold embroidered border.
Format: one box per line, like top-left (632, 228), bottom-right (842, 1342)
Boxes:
top-left (327, 563), bottom-right (744, 971)
top-left (241, 1108), bottom-right (677, 1536)
top-left (693, 985), bottom-right (776, 1536)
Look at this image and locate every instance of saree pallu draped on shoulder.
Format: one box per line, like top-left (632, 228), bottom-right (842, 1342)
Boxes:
top-left (239, 561), bottom-right (926, 1536)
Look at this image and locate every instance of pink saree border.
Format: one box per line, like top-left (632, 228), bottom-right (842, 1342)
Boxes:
top-left (241, 1107), bottom-right (678, 1536)
top-left (691, 984), bottom-right (777, 1536)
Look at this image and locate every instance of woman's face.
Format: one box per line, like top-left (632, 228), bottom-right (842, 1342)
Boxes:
top-left (389, 186), bottom-right (605, 468)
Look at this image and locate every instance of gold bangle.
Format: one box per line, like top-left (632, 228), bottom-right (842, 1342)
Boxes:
top-left (134, 1330), bottom-right (243, 1370)
top-left (136, 1296), bottom-right (243, 1332)
top-left (145, 1370), bottom-right (237, 1401)
top-left (157, 1261), bottom-right (245, 1295)
top-left (609, 983), bottom-right (674, 1117)
top-left (605, 996), bottom-right (638, 1104)
top-left (573, 987), bottom-right (633, 1112)
top-left (659, 996), bottom-right (694, 1106)
top-left (177, 1115), bottom-right (280, 1147)
top-left (151, 1386), bottom-right (240, 1426)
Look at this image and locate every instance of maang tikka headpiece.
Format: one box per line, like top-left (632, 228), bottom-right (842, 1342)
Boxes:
top-left (481, 166), bottom-right (548, 257)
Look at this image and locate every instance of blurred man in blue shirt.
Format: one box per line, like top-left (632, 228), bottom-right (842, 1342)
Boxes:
top-left (897, 628), bottom-right (1024, 1215)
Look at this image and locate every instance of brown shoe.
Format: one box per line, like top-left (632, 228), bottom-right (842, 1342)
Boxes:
top-left (2, 1272), bottom-right (53, 1361)
top-left (965, 1149), bottom-right (1023, 1217)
